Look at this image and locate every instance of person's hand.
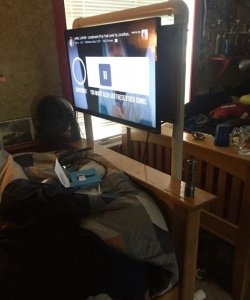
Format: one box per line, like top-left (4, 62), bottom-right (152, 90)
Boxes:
top-left (111, 105), bottom-right (124, 118)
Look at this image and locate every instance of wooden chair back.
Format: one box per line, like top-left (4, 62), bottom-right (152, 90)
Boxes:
top-left (121, 126), bottom-right (250, 300)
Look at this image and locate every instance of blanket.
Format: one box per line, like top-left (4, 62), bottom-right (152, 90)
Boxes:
top-left (0, 149), bottom-right (179, 299)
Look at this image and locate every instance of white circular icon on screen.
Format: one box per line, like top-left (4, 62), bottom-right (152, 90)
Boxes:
top-left (72, 57), bottom-right (86, 85)
top-left (69, 37), bottom-right (75, 47)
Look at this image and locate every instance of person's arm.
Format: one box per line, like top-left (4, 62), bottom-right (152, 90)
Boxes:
top-left (0, 178), bottom-right (90, 229)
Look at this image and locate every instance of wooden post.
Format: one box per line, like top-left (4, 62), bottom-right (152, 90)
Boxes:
top-left (172, 206), bottom-right (201, 300)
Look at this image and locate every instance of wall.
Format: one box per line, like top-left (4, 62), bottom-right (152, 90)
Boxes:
top-left (0, 0), bottom-right (62, 122)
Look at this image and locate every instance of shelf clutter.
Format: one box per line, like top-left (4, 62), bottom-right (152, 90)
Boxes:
top-left (199, 0), bottom-right (250, 78)
top-left (203, 1), bottom-right (250, 58)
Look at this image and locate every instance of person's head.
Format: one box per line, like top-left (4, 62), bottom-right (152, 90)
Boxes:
top-left (104, 39), bottom-right (126, 57)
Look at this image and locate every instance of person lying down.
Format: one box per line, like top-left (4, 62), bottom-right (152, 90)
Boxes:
top-left (0, 150), bottom-right (179, 300)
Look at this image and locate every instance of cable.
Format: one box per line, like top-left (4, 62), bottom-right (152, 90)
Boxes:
top-left (142, 131), bottom-right (150, 164)
top-left (56, 148), bottom-right (92, 168)
top-left (56, 149), bottom-right (108, 179)
top-left (84, 156), bottom-right (108, 179)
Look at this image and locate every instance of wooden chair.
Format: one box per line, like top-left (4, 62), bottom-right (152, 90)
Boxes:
top-left (70, 139), bottom-right (216, 300)
top-left (121, 125), bottom-right (250, 300)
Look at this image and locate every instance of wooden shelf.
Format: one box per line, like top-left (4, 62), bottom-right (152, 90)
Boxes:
top-left (209, 55), bottom-right (246, 78)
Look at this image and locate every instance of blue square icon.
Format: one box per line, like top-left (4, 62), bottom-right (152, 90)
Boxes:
top-left (99, 64), bottom-right (112, 86)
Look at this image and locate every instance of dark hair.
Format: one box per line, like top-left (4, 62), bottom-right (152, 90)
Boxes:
top-left (0, 225), bottom-right (150, 300)
top-left (0, 180), bottom-right (149, 300)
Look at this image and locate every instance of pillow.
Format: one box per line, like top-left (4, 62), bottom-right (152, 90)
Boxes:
top-left (0, 151), bottom-right (28, 200)
top-left (210, 103), bottom-right (247, 119)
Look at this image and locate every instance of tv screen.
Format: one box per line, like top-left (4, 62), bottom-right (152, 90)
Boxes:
top-left (65, 18), bottom-right (182, 133)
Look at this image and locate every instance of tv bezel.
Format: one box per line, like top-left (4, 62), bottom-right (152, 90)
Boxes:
top-left (65, 17), bottom-right (181, 134)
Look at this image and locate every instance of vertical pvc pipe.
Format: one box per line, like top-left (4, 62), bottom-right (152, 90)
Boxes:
top-left (171, 22), bottom-right (188, 180)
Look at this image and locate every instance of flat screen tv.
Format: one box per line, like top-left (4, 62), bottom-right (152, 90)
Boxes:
top-left (65, 17), bottom-right (182, 133)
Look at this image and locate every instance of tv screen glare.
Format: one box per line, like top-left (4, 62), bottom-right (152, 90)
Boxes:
top-left (65, 18), bottom-right (182, 133)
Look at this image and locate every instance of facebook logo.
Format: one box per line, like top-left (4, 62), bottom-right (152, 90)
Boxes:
top-left (99, 64), bottom-right (112, 86)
